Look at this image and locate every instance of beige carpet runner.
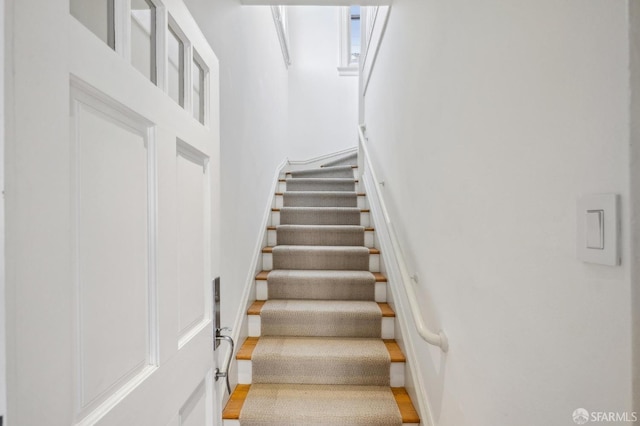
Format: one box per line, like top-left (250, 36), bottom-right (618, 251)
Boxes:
top-left (238, 153), bottom-right (403, 425)
top-left (266, 270), bottom-right (375, 300)
top-left (276, 225), bottom-right (365, 246)
top-left (240, 384), bottom-right (401, 426)
top-left (251, 336), bottom-right (390, 385)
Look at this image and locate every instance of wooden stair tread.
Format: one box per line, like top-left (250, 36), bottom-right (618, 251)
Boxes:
top-left (271, 208), bottom-right (370, 212)
top-left (379, 303), bottom-right (395, 317)
top-left (237, 337), bottom-right (405, 362)
top-left (247, 300), bottom-right (266, 315)
top-left (392, 387), bottom-right (421, 423)
top-left (248, 300), bottom-right (394, 317)
top-left (372, 272), bottom-right (387, 282)
top-left (256, 270), bottom-right (387, 282)
top-left (222, 384), bottom-right (419, 422)
top-left (262, 246), bottom-right (379, 254)
top-left (256, 270), bottom-right (270, 280)
top-left (267, 226), bottom-right (374, 231)
top-left (237, 337), bottom-right (259, 360)
top-left (222, 384), bottom-right (250, 420)
top-left (275, 192), bottom-right (366, 196)
top-left (279, 179), bottom-right (359, 182)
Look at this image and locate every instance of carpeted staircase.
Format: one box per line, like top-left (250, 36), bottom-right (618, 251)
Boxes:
top-left (222, 153), bottom-right (420, 425)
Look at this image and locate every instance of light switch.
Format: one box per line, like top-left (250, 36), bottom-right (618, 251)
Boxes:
top-left (585, 210), bottom-right (604, 249)
top-left (577, 194), bottom-right (620, 266)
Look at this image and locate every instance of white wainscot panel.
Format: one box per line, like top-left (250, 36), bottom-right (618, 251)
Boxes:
top-left (177, 143), bottom-right (210, 347)
top-left (75, 101), bottom-right (154, 414)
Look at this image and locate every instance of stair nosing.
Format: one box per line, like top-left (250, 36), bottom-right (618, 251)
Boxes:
top-left (222, 383), bottom-right (419, 423)
top-left (262, 246), bottom-right (379, 254)
top-left (237, 336), bottom-right (406, 362)
top-left (272, 208), bottom-right (370, 212)
top-left (255, 270), bottom-right (387, 282)
top-left (267, 225), bottom-right (374, 231)
top-left (247, 300), bottom-right (395, 317)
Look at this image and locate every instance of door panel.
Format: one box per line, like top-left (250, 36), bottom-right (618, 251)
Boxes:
top-left (73, 94), bottom-right (156, 415)
top-left (177, 143), bottom-right (211, 348)
top-left (5, 0), bottom-right (220, 425)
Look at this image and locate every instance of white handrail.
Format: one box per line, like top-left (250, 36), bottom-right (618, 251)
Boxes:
top-left (358, 125), bottom-right (449, 352)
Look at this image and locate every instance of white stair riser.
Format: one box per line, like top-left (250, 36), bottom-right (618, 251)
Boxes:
top-left (365, 230), bottom-right (375, 248)
top-left (274, 194), bottom-right (368, 209)
top-left (267, 229), bottom-right (375, 248)
top-left (270, 211), bottom-right (370, 227)
top-left (248, 315), bottom-right (395, 339)
top-left (375, 282), bottom-right (386, 302)
top-left (255, 280), bottom-right (388, 302)
top-left (262, 253), bottom-right (380, 272)
top-left (237, 359), bottom-right (405, 387)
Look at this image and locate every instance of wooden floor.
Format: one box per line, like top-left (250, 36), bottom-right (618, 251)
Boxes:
top-left (221, 384), bottom-right (420, 423)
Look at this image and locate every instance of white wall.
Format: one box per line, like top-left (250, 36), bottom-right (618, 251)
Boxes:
top-left (183, 0), bottom-right (290, 342)
top-left (182, 3), bottom-right (357, 346)
top-left (630, 0), bottom-right (640, 415)
top-left (287, 7), bottom-right (358, 158)
top-left (363, 0), bottom-right (633, 424)
top-left (0, 0), bottom-right (6, 420)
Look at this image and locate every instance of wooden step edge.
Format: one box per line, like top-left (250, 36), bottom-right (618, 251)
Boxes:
top-left (275, 192), bottom-right (366, 196)
top-left (222, 384), bottom-right (419, 423)
top-left (383, 339), bottom-right (406, 362)
top-left (256, 270), bottom-right (387, 282)
top-left (248, 300), bottom-right (394, 317)
top-left (247, 300), bottom-right (266, 315)
top-left (222, 384), bottom-right (250, 420)
top-left (262, 246), bottom-right (379, 254)
top-left (278, 179), bottom-right (360, 183)
top-left (238, 337), bottom-right (405, 362)
top-left (256, 270), bottom-right (270, 280)
top-left (267, 226), bottom-right (374, 231)
top-left (379, 303), bottom-right (395, 317)
top-left (372, 272), bottom-right (387, 282)
top-left (236, 337), bottom-right (258, 360)
top-left (272, 208), bottom-right (369, 212)
top-left (392, 387), bottom-right (421, 423)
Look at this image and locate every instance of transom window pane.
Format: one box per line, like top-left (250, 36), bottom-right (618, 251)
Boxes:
top-left (350, 6), bottom-right (361, 63)
top-left (167, 25), bottom-right (185, 107)
top-left (131, 0), bottom-right (157, 83)
top-left (192, 57), bottom-right (205, 124)
top-left (71, 0), bottom-right (115, 49)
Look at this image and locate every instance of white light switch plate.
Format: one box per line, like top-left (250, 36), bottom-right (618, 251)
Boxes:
top-left (577, 194), bottom-right (620, 266)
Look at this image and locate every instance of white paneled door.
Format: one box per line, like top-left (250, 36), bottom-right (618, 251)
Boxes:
top-left (5, 0), bottom-right (220, 425)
